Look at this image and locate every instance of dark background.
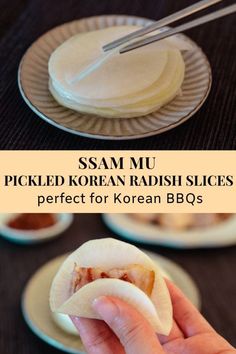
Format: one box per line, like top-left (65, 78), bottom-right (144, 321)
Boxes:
top-left (0, 214), bottom-right (236, 354)
top-left (0, 0), bottom-right (235, 149)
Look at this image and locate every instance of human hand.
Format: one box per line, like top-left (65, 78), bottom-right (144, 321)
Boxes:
top-left (71, 280), bottom-right (235, 354)
top-left (158, 280), bottom-right (235, 354)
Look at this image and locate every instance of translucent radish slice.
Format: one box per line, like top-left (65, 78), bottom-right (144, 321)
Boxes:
top-left (49, 26), bottom-right (168, 100)
top-left (50, 238), bottom-right (172, 335)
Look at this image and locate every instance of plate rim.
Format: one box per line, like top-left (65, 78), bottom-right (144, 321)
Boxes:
top-left (18, 15), bottom-right (212, 140)
top-left (22, 299), bottom-right (83, 354)
top-left (21, 254), bottom-right (85, 354)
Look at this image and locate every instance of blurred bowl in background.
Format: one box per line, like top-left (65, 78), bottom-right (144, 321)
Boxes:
top-left (103, 213), bottom-right (236, 249)
top-left (0, 213), bottom-right (74, 244)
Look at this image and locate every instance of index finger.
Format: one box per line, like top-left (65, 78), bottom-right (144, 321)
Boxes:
top-left (166, 279), bottom-right (215, 337)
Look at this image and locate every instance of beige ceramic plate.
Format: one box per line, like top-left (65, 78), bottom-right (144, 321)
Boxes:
top-left (103, 214), bottom-right (236, 248)
top-left (18, 15), bottom-right (211, 140)
top-left (22, 252), bottom-right (200, 353)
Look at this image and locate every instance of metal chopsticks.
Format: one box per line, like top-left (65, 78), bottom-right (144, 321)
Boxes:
top-left (119, 4), bottom-right (236, 54)
top-left (103, 0), bottom-right (223, 52)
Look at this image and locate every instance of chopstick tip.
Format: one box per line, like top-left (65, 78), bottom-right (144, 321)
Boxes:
top-left (102, 45), bottom-right (110, 52)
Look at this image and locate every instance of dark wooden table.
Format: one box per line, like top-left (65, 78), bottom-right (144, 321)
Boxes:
top-left (0, 213), bottom-right (235, 354)
top-left (0, 0), bottom-right (235, 150)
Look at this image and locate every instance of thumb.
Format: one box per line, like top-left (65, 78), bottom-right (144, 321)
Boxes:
top-left (92, 296), bottom-right (164, 354)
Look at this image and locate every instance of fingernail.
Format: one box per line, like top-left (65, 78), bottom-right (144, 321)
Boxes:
top-left (92, 296), bottom-right (118, 323)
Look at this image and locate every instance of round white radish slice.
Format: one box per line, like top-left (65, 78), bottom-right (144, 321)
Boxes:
top-left (49, 49), bottom-right (184, 118)
top-left (113, 50), bottom-right (185, 111)
top-left (50, 238), bottom-right (172, 335)
top-left (57, 48), bottom-right (184, 108)
top-left (48, 25), bottom-right (189, 118)
top-left (49, 26), bottom-right (168, 100)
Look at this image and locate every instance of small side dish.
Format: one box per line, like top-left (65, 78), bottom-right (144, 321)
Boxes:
top-left (50, 238), bottom-right (172, 335)
top-left (49, 26), bottom-right (191, 118)
top-left (0, 213), bottom-right (73, 244)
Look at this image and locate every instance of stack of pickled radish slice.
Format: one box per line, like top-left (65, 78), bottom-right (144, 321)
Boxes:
top-left (49, 26), bottom-right (193, 118)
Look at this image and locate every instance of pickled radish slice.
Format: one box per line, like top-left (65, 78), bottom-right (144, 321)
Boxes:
top-left (49, 49), bottom-right (184, 118)
top-left (49, 25), bottom-right (191, 118)
top-left (50, 238), bottom-right (172, 335)
top-left (52, 312), bottom-right (79, 336)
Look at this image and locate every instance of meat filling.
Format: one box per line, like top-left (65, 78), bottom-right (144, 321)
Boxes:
top-left (71, 264), bottom-right (155, 297)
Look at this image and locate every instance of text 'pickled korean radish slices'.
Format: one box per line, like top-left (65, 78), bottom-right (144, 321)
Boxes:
top-left (50, 238), bottom-right (173, 335)
top-left (48, 26), bottom-right (193, 118)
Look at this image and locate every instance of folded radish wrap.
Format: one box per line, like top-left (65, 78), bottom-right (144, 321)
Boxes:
top-left (50, 238), bottom-right (173, 335)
